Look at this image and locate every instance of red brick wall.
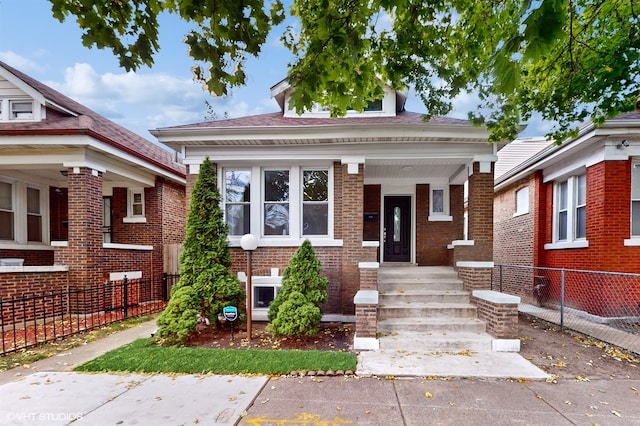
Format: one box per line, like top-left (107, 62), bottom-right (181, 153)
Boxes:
top-left (466, 162), bottom-right (494, 261)
top-left (230, 246), bottom-right (343, 314)
top-left (0, 271), bottom-right (69, 298)
top-left (160, 178), bottom-right (186, 245)
top-left (493, 175), bottom-right (535, 266)
top-left (471, 294), bottom-right (519, 339)
top-left (416, 184), bottom-right (464, 266)
top-left (0, 249), bottom-right (53, 266)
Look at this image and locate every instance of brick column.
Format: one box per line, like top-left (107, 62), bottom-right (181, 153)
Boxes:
top-left (341, 164), bottom-right (364, 315)
top-left (67, 167), bottom-right (103, 288)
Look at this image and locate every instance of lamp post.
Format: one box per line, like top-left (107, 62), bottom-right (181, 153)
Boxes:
top-left (240, 233), bottom-right (258, 341)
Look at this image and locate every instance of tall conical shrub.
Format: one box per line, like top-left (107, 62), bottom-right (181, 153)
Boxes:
top-left (267, 239), bottom-right (328, 336)
top-left (156, 157), bottom-right (245, 344)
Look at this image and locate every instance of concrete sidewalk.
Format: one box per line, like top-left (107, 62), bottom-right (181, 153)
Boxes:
top-left (1, 319), bottom-right (638, 425)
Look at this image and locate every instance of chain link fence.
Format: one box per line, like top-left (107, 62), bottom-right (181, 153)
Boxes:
top-left (493, 264), bottom-right (640, 355)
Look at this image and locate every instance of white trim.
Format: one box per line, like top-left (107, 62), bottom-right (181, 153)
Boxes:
top-left (428, 215), bottom-right (453, 222)
top-left (362, 240), bottom-right (379, 247)
top-left (354, 336), bottom-right (380, 351)
top-left (354, 290), bottom-right (379, 304)
top-left (0, 265), bottom-right (68, 273)
top-left (624, 238), bottom-right (640, 246)
top-left (227, 237), bottom-right (343, 247)
top-left (358, 262), bottom-right (379, 269)
top-left (122, 217), bottom-right (147, 223)
top-left (50, 241), bottom-right (68, 247)
top-left (103, 243), bottom-right (154, 250)
top-left (472, 290), bottom-right (520, 304)
top-left (456, 261), bottom-right (494, 268)
top-left (544, 240), bottom-right (589, 250)
top-left (0, 242), bottom-right (54, 251)
top-left (492, 339), bottom-right (521, 352)
top-left (452, 239), bottom-right (474, 246)
top-left (109, 270), bottom-right (142, 281)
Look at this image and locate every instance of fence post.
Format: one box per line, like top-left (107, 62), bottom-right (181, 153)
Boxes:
top-left (163, 273), bottom-right (168, 301)
top-left (560, 268), bottom-right (565, 331)
top-left (123, 275), bottom-right (128, 319)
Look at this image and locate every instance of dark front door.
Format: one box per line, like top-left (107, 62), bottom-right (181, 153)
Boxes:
top-left (383, 196), bottom-right (411, 262)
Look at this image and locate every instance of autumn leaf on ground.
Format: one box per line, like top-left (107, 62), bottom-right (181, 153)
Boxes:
top-left (425, 392), bottom-right (433, 398)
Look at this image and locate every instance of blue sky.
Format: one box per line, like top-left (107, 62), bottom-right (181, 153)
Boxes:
top-left (0, 0), bottom-right (549, 145)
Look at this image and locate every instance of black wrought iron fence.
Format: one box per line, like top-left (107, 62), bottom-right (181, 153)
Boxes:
top-left (493, 264), bottom-right (640, 355)
top-left (0, 275), bottom-right (172, 356)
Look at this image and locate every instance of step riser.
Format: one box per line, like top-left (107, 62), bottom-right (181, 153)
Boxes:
top-left (377, 322), bottom-right (486, 333)
top-left (379, 307), bottom-right (478, 319)
top-left (378, 282), bottom-right (464, 291)
top-left (379, 339), bottom-right (492, 352)
top-left (379, 294), bottom-right (470, 304)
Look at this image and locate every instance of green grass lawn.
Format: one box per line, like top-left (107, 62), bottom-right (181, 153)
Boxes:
top-left (76, 338), bottom-right (357, 375)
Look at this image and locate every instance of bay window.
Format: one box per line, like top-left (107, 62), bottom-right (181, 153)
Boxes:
top-left (302, 169), bottom-right (328, 235)
top-left (0, 179), bottom-right (47, 244)
top-left (224, 170), bottom-right (251, 236)
top-left (0, 180), bottom-right (14, 240)
top-left (263, 170), bottom-right (290, 236)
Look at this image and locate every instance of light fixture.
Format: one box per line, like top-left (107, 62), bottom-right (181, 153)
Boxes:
top-left (616, 139), bottom-right (629, 149)
top-left (240, 233), bottom-right (258, 341)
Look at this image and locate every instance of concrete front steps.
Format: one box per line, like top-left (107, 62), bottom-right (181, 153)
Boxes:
top-left (377, 266), bottom-right (493, 353)
top-left (357, 266), bottom-right (549, 380)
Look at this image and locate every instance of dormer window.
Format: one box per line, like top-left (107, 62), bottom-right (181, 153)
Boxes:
top-left (312, 98), bottom-right (383, 113)
top-left (10, 100), bottom-right (33, 120)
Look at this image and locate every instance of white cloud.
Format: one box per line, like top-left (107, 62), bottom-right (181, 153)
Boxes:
top-left (0, 51), bottom-right (42, 74)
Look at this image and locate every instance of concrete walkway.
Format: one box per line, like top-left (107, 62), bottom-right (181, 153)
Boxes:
top-left (1, 317), bottom-right (639, 425)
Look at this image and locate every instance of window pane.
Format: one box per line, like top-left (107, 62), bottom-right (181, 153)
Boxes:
top-left (27, 214), bottom-right (42, 242)
top-left (575, 206), bottom-right (586, 239)
top-left (226, 204), bottom-right (250, 236)
top-left (225, 170), bottom-right (251, 202)
top-left (516, 187), bottom-right (529, 214)
top-left (558, 181), bottom-right (568, 209)
top-left (0, 181), bottom-right (12, 210)
top-left (133, 204), bottom-right (143, 215)
top-left (633, 201), bottom-right (640, 236)
top-left (576, 174), bottom-right (586, 205)
top-left (264, 204), bottom-right (289, 235)
top-left (303, 204), bottom-right (328, 235)
top-left (432, 189), bottom-right (444, 213)
top-left (133, 193), bottom-right (143, 204)
top-left (558, 211), bottom-right (568, 240)
top-left (394, 206), bottom-right (401, 242)
top-left (254, 286), bottom-right (276, 309)
top-left (364, 99), bottom-right (383, 111)
top-left (303, 170), bottom-right (328, 201)
top-left (632, 165), bottom-right (640, 200)
top-left (264, 170), bottom-right (289, 201)
top-left (27, 187), bottom-right (40, 214)
top-left (0, 211), bottom-right (14, 239)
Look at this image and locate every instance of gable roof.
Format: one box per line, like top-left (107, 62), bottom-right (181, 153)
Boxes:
top-left (0, 61), bottom-right (185, 180)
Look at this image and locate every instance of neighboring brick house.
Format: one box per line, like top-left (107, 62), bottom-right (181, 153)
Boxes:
top-left (152, 79), bottom-right (501, 343)
top-left (494, 113), bottom-right (640, 315)
top-left (0, 61), bottom-right (186, 305)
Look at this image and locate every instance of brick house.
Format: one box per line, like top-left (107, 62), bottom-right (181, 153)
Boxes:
top-left (0, 61), bottom-right (186, 306)
top-left (152, 80), bottom-right (502, 348)
top-left (494, 113), bottom-right (640, 316)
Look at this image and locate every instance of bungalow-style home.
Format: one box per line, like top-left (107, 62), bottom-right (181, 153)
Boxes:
top-left (0, 61), bottom-right (186, 306)
top-left (494, 111), bottom-right (640, 317)
top-left (152, 79), bottom-right (516, 351)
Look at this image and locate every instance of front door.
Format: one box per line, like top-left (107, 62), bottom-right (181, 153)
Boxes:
top-left (383, 196), bottom-right (411, 262)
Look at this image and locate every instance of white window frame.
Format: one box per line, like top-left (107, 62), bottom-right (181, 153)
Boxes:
top-left (514, 186), bottom-right (529, 216)
top-left (428, 185), bottom-right (452, 222)
top-left (301, 168), bottom-right (330, 237)
top-left (223, 164), bottom-right (336, 246)
top-left (9, 99), bottom-right (34, 120)
top-left (0, 177), bottom-right (48, 246)
top-left (222, 168), bottom-right (252, 236)
top-left (124, 188), bottom-right (146, 223)
top-left (626, 162), bottom-right (640, 246)
top-left (263, 168), bottom-right (291, 237)
top-left (545, 174), bottom-right (588, 250)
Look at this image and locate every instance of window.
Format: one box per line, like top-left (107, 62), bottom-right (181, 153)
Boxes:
top-left (26, 187), bottom-right (42, 242)
top-left (302, 169), bottom-right (328, 235)
top-left (428, 186), bottom-right (452, 221)
top-left (103, 197), bottom-right (112, 243)
top-left (0, 179), bottom-right (46, 244)
top-left (432, 189), bottom-right (445, 214)
top-left (125, 188), bottom-right (146, 222)
top-left (10, 100), bottom-right (33, 120)
top-left (263, 170), bottom-right (289, 236)
top-left (224, 170), bottom-right (251, 236)
top-left (515, 187), bottom-right (529, 216)
top-left (632, 164), bottom-right (640, 237)
top-left (0, 181), bottom-right (14, 240)
top-left (553, 174), bottom-right (586, 243)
